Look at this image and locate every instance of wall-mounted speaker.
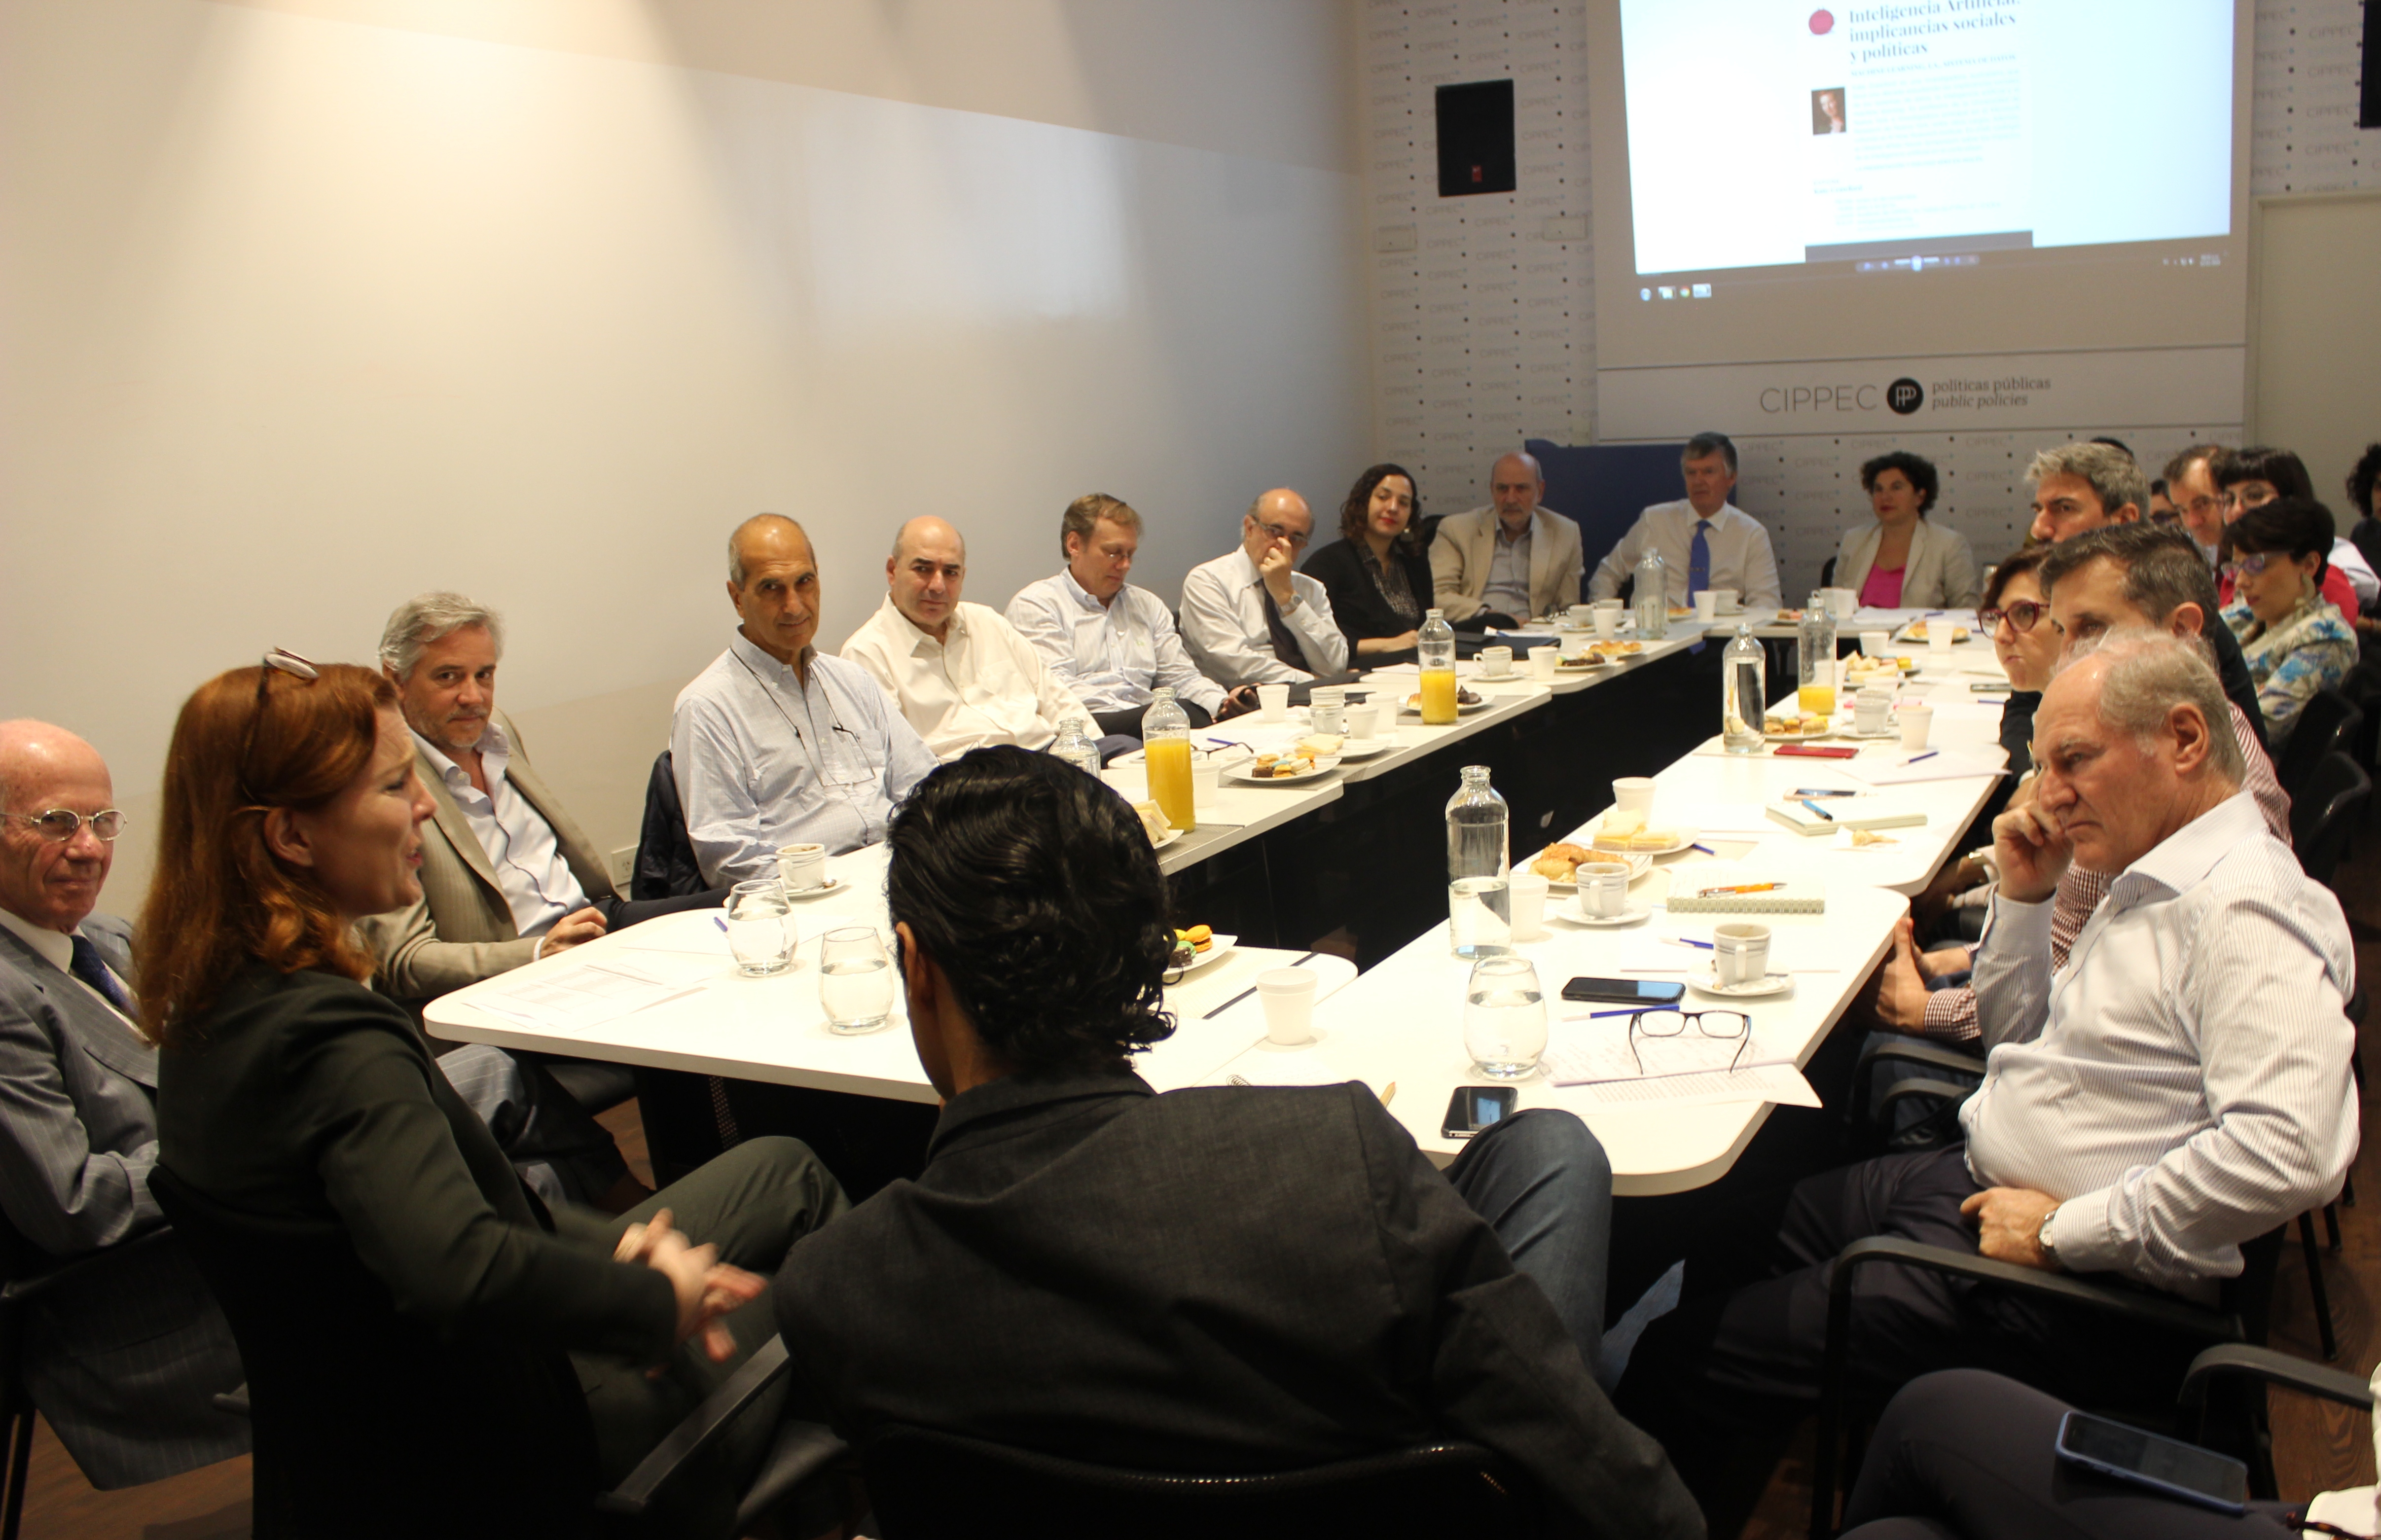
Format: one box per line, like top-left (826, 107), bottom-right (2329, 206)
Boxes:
top-left (1437, 79), bottom-right (1516, 197)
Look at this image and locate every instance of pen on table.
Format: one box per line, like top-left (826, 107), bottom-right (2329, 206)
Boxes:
top-left (1689, 842), bottom-right (1718, 856)
top-left (713, 915), bottom-right (728, 932)
top-left (1897, 750), bottom-right (1939, 767)
top-left (1697, 882), bottom-right (1781, 896)
top-left (1205, 951), bottom-right (1318, 1019)
top-left (1799, 798), bottom-right (1835, 822)
top-left (1659, 936), bottom-right (1715, 951)
top-left (1790, 788), bottom-right (1857, 798)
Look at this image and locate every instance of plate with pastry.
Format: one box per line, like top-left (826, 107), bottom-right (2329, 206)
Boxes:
top-left (1897, 620), bottom-right (1971, 645)
top-left (1227, 750), bottom-right (1342, 784)
top-left (1399, 687), bottom-right (1489, 716)
top-left (1131, 800), bottom-right (1186, 850)
top-left (1584, 809), bottom-right (1698, 858)
top-left (1165, 926), bottom-right (1236, 974)
top-left (1760, 711), bottom-right (1833, 741)
top-left (1522, 842), bottom-right (1654, 891)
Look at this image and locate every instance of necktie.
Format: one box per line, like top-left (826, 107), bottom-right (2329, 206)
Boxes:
top-left (1262, 586), bottom-right (1311, 674)
top-left (70, 933), bottom-right (138, 1022)
top-left (1688, 521), bottom-right (1712, 599)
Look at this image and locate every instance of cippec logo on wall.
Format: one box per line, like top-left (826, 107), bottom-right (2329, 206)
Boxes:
top-left (1755, 377), bottom-right (1924, 415)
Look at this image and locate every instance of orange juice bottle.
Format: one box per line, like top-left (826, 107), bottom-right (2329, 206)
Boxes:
top-left (1141, 688), bottom-right (1195, 832)
top-left (1418, 608), bottom-right (1459, 724)
top-left (1797, 681), bottom-right (1836, 717)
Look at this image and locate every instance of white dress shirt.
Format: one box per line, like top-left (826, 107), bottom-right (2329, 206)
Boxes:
top-left (1177, 549), bottom-right (1349, 687)
top-left (1963, 790), bottom-right (2357, 1297)
top-left (2332, 538), bottom-right (2379, 613)
top-left (841, 598), bottom-right (1087, 760)
top-left (1005, 570), bottom-right (1228, 717)
top-left (1587, 501), bottom-right (1783, 609)
top-left (671, 632), bottom-right (939, 884)
top-left (0, 909), bottom-right (132, 1027)
top-left (413, 722), bottom-right (587, 940)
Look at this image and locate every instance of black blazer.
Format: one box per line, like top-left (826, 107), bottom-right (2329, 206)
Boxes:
top-left (1302, 537), bottom-right (1437, 666)
top-left (772, 1072), bottom-right (1702, 1540)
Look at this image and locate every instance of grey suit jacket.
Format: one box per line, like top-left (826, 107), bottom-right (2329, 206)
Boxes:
top-left (0, 917), bottom-right (247, 1487)
top-left (357, 711), bottom-right (621, 1005)
top-left (1831, 518), bottom-right (1982, 609)
top-left (1428, 506), bottom-right (1586, 622)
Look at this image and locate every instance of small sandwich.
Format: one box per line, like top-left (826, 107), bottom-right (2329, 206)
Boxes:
top-left (1626, 826), bottom-right (1678, 851)
top-left (1297, 733), bottom-right (1345, 758)
top-left (1590, 810), bottom-right (1647, 852)
top-left (1132, 800), bottom-right (1173, 844)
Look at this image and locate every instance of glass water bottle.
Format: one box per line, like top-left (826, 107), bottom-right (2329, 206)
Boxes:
top-left (1797, 590), bottom-right (1839, 721)
top-left (1417, 608), bottom-right (1459, 725)
top-left (1633, 546), bottom-right (1669, 640)
top-left (1445, 764), bottom-right (1511, 959)
top-left (1051, 716), bottom-right (1100, 776)
top-left (1723, 622), bottom-right (1767, 753)
top-left (1140, 688), bottom-right (1195, 832)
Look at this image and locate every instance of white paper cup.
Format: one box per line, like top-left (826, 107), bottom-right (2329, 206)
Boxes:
top-left (1257, 683), bottom-right (1291, 721)
top-left (1928, 625), bottom-right (1956, 658)
top-left (1713, 923), bottom-right (1771, 986)
top-left (1507, 872), bottom-right (1551, 940)
top-left (1898, 703), bottom-right (1934, 750)
top-left (1593, 609), bottom-right (1619, 639)
top-left (776, 843), bottom-right (828, 893)
top-left (1693, 591), bottom-right (1719, 622)
top-left (1860, 630), bottom-right (1890, 657)
top-left (1577, 861), bottom-right (1632, 918)
top-left (1478, 645), bottom-right (1514, 678)
top-left (1344, 701), bottom-right (1381, 741)
top-left (1529, 646), bottom-right (1560, 681)
top-left (1256, 967), bottom-right (1318, 1045)
top-left (1613, 777), bottom-right (1657, 819)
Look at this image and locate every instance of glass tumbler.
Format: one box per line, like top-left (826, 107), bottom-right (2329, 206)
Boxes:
top-left (819, 926), bottom-right (895, 1034)
top-left (1464, 955), bottom-right (1547, 1079)
top-left (724, 879), bottom-right (794, 977)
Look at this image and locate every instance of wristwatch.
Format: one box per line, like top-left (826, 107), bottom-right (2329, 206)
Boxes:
top-left (2036, 1204), bottom-right (2062, 1268)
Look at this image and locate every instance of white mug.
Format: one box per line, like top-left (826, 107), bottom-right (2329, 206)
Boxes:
top-left (1826, 588), bottom-right (1858, 619)
top-left (1478, 645), bottom-right (1514, 678)
top-left (1713, 922), bottom-right (1771, 986)
top-left (1577, 860), bottom-right (1632, 918)
top-left (1711, 587), bottom-right (1740, 613)
top-left (1344, 700), bottom-right (1382, 741)
top-left (1854, 689), bottom-right (1893, 734)
top-left (1568, 604), bottom-right (1596, 627)
top-left (776, 842), bottom-right (828, 893)
top-left (1308, 686), bottom-right (1345, 734)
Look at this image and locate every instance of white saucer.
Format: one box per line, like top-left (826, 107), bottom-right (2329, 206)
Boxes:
top-left (1335, 738), bottom-right (1393, 759)
top-left (1690, 968), bottom-right (1793, 998)
top-left (1833, 723), bottom-right (1901, 741)
top-left (1472, 668), bottom-right (1519, 682)
top-left (1558, 902), bottom-right (1652, 927)
top-left (780, 877), bottom-right (843, 899)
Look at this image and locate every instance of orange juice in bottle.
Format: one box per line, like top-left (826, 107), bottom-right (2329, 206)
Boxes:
top-left (1796, 682), bottom-right (1836, 717)
top-left (1417, 607), bottom-right (1459, 724)
top-left (1141, 688), bottom-right (1195, 832)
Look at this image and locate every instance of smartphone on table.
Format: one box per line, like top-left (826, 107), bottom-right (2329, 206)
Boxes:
top-left (1442, 1085), bottom-right (1518, 1139)
top-left (1559, 976), bottom-right (1688, 1006)
top-left (2053, 1410), bottom-right (2248, 1515)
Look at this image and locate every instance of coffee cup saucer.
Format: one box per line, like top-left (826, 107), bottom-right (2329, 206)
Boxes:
top-left (1691, 967), bottom-right (1791, 998)
top-left (1554, 901), bottom-right (1652, 928)
top-left (778, 876), bottom-right (842, 899)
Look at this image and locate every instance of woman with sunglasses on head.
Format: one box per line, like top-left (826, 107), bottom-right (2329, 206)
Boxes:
top-left (1301, 463), bottom-right (1439, 667)
top-left (2214, 446), bottom-right (2373, 620)
top-left (141, 655), bottom-right (849, 1538)
top-left (2221, 498), bottom-right (2358, 747)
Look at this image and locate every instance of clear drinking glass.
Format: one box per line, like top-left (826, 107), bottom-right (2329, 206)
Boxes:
top-left (1464, 955), bottom-right (1547, 1079)
top-left (725, 879), bottom-right (794, 976)
top-left (819, 926), bottom-right (895, 1034)
top-left (1448, 876), bottom-right (1512, 960)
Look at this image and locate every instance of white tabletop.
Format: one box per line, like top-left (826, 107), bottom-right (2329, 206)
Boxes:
top-left (422, 845), bottom-right (1360, 1101)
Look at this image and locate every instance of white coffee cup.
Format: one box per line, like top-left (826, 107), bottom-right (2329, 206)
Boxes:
top-left (1826, 588), bottom-right (1858, 619)
top-left (1507, 871), bottom-right (1551, 940)
top-left (1613, 777), bottom-right (1657, 820)
top-left (1256, 967), bottom-right (1318, 1045)
top-left (1898, 702), bottom-right (1934, 750)
top-left (1344, 701), bottom-right (1381, 741)
top-left (1577, 861), bottom-right (1632, 918)
top-left (1860, 630), bottom-right (1891, 658)
top-left (1308, 686), bottom-right (1345, 733)
top-left (1711, 587), bottom-right (1740, 613)
top-left (1257, 683), bottom-right (1291, 721)
top-left (776, 842), bottom-right (828, 893)
top-left (1713, 922), bottom-right (1771, 986)
top-left (1478, 645), bottom-right (1514, 678)
top-left (1694, 591), bottom-right (1719, 622)
top-left (1529, 646), bottom-right (1560, 681)
top-left (1854, 688), bottom-right (1893, 734)
top-left (1568, 604), bottom-right (1596, 628)
top-left (1593, 608), bottom-right (1619, 639)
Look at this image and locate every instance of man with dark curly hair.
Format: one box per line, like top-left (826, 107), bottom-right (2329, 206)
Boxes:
top-left (770, 747), bottom-right (1700, 1538)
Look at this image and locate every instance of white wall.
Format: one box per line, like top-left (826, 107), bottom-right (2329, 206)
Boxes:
top-left (0, 0), bottom-right (1368, 903)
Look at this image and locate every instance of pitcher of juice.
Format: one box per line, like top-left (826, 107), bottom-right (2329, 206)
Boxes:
top-left (1797, 590), bottom-right (1838, 720)
top-left (1141, 687), bottom-right (1195, 831)
top-left (1417, 608), bottom-right (1459, 725)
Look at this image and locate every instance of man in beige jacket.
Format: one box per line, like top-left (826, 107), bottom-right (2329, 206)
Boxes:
top-left (1428, 451), bottom-right (1586, 626)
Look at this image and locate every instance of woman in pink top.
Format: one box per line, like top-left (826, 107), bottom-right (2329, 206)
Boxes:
top-left (1830, 451), bottom-right (1980, 609)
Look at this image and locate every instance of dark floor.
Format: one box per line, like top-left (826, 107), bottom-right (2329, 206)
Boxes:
top-left (25, 816), bottom-right (2381, 1538)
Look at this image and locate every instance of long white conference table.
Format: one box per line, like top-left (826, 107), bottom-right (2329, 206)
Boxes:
top-left (426, 615), bottom-right (2016, 1196)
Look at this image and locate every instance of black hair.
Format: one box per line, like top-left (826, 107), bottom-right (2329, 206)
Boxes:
top-left (1858, 450), bottom-right (1940, 516)
top-left (2348, 444), bottom-right (2381, 522)
top-left (1337, 463), bottom-right (1424, 551)
top-left (2221, 496), bottom-right (2337, 573)
top-left (885, 746), bottom-right (1176, 1076)
top-left (1682, 431), bottom-right (1737, 475)
top-left (2213, 446), bottom-right (2316, 502)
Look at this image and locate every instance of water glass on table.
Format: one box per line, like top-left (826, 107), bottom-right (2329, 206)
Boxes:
top-left (726, 879), bottom-right (795, 977)
top-left (1464, 955), bottom-right (1547, 1079)
top-left (819, 926), bottom-right (894, 1033)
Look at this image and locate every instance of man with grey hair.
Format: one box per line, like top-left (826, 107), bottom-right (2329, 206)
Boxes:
top-left (1432, 453), bottom-right (1589, 626)
top-left (1618, 630), bottom-right (2354, 1521)
top-left (2025, 440), bottom-right (2149, 543)
top-left (361, 591), bottom-right (725, 1005)
top-left (1588, 432), bottom-right (1782, 609)
top-left (1178, 489), bottom-right (1350, 687)
top-left (675, 514), bottom-right (936, 883)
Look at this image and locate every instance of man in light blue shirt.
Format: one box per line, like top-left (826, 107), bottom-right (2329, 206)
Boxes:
top-left (673, 515), bottom-right (938, 885)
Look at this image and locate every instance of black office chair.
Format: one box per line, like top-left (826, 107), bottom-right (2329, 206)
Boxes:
top-left (2291, 752), bottom-right (2371, 886)
top-left (1819, 556), bottom-right (1838, 589)
top-left (2338, 656), bottom-right (2381, 768)
top-left (2275, 689), bottom-right (2363, 808)
top-left (862, 1426), bottom-right (1531, 1540)
top-left (1809, 1227), bottom-right (2285, 1537)
top-left (1844, 1038), bottom-right (1983, 1156)
top-left (149, 1167), bottom-right (836, 1538)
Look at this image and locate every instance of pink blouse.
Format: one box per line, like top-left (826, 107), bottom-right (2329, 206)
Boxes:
top-left (1858, 562), bottom-right (1906, 610)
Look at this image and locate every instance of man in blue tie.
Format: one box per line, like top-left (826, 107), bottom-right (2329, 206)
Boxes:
top-left (1588, 431), bottom-right (1784, 610)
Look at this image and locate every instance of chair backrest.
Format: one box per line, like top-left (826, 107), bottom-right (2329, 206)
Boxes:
top-left (2290, 752), bottom-right (2371, 886)
top-left (147, 1167), bottom-right (600, 1535)
top-left (861, 1426), bottom-right (1532, 1540)
top-left (2340, 656), bottom-right (2381, 767)
top-left (634, 748), bottom-right (708, 900)
top-left (2276, 689), bottom-right (2363, 806)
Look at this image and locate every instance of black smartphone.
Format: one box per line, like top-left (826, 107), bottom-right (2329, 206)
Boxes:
top-left (2053, 1411), bottom-right (2248, 1515)
top-left (1560, 976), bottom-right (1688, 1006)
top-left (1442, 1085), bottom-right (1518, 1139)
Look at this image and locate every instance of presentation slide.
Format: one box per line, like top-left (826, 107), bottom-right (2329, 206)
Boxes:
top-left (1586, 0), bottom-right (2253, 371)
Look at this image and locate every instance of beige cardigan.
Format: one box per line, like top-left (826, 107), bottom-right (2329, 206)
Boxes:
top-left (1832, 518), bottom-right (1982, 609)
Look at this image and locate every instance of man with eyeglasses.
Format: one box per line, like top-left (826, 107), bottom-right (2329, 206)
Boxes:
top-left (0, 720), bottom-right (250, 1487)
top-left (1178, 489), bottom-right (1349, 689)
top-left (1445, 451), bottom-right (1591, 626)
